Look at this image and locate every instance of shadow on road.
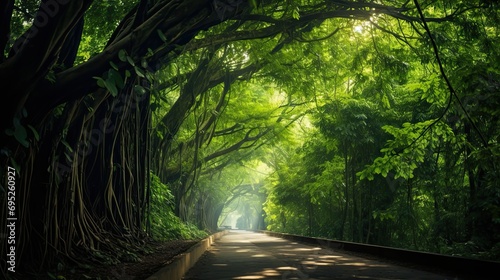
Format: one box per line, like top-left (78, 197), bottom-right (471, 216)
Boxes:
top-left (183, 230), bottom-right (451, 280)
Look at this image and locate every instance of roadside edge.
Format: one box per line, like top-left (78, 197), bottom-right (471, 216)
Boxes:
top-left (146, 230), bottom-right (229, 280)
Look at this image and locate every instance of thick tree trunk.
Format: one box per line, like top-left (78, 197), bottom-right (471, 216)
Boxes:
top-left (0, 1), bottom-right (92, 135)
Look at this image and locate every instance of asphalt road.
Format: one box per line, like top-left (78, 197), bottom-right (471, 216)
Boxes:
top-left (182, 230), bottom-right (457, 280)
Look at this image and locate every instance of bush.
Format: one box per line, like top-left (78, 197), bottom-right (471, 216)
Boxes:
top-left (149, 172), bottom-right (208, 240)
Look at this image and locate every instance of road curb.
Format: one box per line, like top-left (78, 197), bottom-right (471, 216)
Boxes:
top-left (146, 230), bottom-right (229, 280)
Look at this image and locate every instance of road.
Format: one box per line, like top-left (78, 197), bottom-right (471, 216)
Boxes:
top-left (183, 230), bottom-right (457, 280)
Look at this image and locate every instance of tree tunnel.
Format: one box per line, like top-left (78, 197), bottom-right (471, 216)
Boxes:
top-left (1, 0), bottom-right (500, 278)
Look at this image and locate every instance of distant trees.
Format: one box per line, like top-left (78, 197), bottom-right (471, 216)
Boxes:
top-left (263, 0), bottom-right (500, 260)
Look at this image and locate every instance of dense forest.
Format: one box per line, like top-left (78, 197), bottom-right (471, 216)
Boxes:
top-left (1, 0), bottom-right (499, 278)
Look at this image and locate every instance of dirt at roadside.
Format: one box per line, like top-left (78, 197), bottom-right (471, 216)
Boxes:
top-left (62, 240), bottom-right (198, 280)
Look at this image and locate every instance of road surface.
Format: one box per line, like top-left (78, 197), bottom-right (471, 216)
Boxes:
top-left (183, 230), bottom-right (458, 280)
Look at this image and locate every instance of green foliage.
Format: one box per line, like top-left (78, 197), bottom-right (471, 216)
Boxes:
top-left (75, 0), bottom-right (136, 64)
top-left (359, 120), bottom-right (456, 180)
top-left (5, 110), bottom-right (39, 148)
top-left (261, 0), bottom-right (500, 260)
top-left (150, 173), bottom-right (207, 240)
top-left (4, 0), bottom-right (500, 275)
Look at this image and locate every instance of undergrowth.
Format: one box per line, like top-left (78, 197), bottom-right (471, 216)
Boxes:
top-left (150, 172), bottom-right (208, 240)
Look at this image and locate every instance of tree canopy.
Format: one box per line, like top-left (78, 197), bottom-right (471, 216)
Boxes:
top-left (1, 0), bottom-right (500, 278)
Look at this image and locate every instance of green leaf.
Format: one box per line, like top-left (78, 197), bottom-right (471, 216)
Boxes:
top-left (110, 61), bottom-right (119, 70)
top-left (292, 7), bottom-right (300, 20)
top-left (118, 49), bottom-right (127, 62)
top-left (381, 167), bottom-right (388, 177)
top-left (134, 85), bottom-right (147, 95)
top-left (145, 72), bottom-right (154, 83)
top-left (94, 77), bottom-right (106, 88)
top-left (104, 78), bottom-right (118, 97)
top-left (108, 69), bottom-right (124, 89)
top-left (155, 130), bottom-right (164, 140)
top-left (134, 66), bottom-right (145, 78)
top-left (14, 125), bottom-right (29, 148)
top-left (126, 55), bottom-right (135, 67)
top-left (141, 58), bottom-right (148, 69)
top-left (157, 29), bottom-right (167, 42)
